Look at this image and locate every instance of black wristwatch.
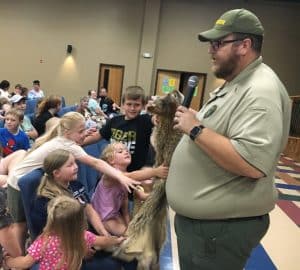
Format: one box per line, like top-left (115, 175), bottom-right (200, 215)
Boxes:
top-left (189, 125), bottom-right (205, 141)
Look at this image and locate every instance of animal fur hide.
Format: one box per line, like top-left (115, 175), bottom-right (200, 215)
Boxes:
top-left (113, 91), bottom-right (183, 270)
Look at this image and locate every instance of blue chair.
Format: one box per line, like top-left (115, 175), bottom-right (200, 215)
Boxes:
top-left (78, 139), bottom-right (109, 197)
top-left (57, 105), bottom-right (77, 117)
top-left (18, 169), bottom-right (44, 240)
top-left (25, 98), bottom-right (40, 115)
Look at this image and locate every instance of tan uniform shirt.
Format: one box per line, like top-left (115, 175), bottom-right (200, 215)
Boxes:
top-left (166, 57), bottom-right (291, 219)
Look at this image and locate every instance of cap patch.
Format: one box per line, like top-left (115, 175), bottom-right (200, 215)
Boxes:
top-left (216, 19), bottom-right (226, 25)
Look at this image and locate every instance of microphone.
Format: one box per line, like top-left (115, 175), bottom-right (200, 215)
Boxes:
top-left (182, 76), bottom-right (199, 108)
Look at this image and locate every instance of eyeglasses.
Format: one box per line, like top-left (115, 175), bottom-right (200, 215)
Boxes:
top-left (209, 39), bottom-right (244, 51)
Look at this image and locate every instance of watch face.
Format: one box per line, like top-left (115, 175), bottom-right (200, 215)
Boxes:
top-left (190, 125), bottom-right (204, 140)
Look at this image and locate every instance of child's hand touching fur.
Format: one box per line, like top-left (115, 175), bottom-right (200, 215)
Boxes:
top-left (154, 165), bottom-right (169, 179)
top-left (94, 235), bottom-right (126, 252)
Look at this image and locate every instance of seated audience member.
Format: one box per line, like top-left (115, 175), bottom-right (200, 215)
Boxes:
top-left (0, 109), bottom-right (30, 157)
top-left (0, 80), bottom-right (11, 100)
top-left (77, 96), bottom-right (93, 119)
top-left (28, 80), bottom-right (44, 99)
top-left (0, 97), bottom-right (11, 122)
top-left (27, 150), bottom-right (136, 270)
top-left (92, 142), bottom-right (168, 236)
top-left (11, 84), bottom-right (22, 96)
top-left (20, 86), bottom-right (29, 98)
top-left (33, 95), bottom-right (62, 136)
top-left (0, 187), bottom-right (22, 264)
top-left (11, 94), bottom-right (38, 145)
top-left (4, 195), bottom-right (125, 270)
top-left (88, 90), bottom-right (107, 119)
top-left (6, 112), bottom-right (138, 253)
top-left (99, 87), bottom-right (120, 118)
top-left (77, 96), bottom-right (97, 129)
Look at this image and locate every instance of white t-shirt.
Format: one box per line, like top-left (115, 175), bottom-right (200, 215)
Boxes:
top-left (28, 89), bottom-right (45, 99)
top-left (0, 89), bottom-right (10, 99)
top-left (8, 136), bottom-right (87, 190)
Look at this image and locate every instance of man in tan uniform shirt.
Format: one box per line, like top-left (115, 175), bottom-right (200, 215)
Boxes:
top-left (166, 8), bottom-right (291, 270)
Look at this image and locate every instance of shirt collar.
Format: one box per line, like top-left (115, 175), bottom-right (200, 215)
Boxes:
top-left (208, 56), bottom-right (262, 100)
top-left (227, 56), bottom-right (263, 87)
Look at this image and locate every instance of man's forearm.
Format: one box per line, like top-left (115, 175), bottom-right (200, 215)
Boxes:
top-left (194, 127), bottom-right (264, 179)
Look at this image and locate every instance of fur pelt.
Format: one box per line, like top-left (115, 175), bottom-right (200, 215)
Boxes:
top-left (113, 90), bottom-right (183, 270)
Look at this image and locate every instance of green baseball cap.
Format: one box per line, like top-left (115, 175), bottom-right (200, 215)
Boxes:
top-left (198, 8), bottom-right (264, 42)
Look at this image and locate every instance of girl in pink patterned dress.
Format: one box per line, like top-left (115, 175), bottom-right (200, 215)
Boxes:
top-left (4, 195), bottom-right (125, 270)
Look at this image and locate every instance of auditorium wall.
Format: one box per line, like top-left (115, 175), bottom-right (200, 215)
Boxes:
top-left (0, 0), bottom-right (299, 104)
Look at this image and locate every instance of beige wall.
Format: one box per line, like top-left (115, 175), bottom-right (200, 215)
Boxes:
top-left (0, 0), bottom-right (145, 104)
top-left (0, 0), bottom-right (299, 105)
top-left (156, 0), bottom-right (300, 100)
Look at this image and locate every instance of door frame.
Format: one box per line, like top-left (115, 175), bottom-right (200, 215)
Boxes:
top-left (98, 63), bottom-right (125, 105)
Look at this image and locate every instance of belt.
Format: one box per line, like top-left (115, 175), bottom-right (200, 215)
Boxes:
top-left (199, 214), bottom-right (268, 222)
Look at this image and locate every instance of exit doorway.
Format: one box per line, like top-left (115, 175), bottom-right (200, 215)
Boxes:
top-left (98, 64), bottom-right (125, 105)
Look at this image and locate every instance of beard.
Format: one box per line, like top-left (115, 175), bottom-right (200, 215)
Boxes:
top-left (213, 53), bottom-right (239, 80)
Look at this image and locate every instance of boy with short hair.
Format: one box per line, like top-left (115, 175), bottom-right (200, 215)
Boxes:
top-left (85, 85), bottom-right (153, 172)
top-left (0, 109), bottom-right (30, 157)
top-left (28, 80), bottom-right (44, 99)
top-left (10, 95), bottom-right (38, 145)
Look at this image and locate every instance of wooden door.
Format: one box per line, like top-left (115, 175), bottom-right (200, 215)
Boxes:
top-left (98, 64), bottom-right (124, 105)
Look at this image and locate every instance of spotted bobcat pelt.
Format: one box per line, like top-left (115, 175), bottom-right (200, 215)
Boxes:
top-left (113, 90), bottom-right (183, 270)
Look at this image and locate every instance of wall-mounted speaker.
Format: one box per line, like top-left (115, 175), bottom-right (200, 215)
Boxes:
top-left (67, 44), bottom-right (72, 54)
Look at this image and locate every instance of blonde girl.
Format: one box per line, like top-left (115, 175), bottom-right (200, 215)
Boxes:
top-left (5, 195), bottom-right (124, 270)
top-left (6, 112), bottom-right (138, 252)
top-left (92, 142), bottom-right (168, 236)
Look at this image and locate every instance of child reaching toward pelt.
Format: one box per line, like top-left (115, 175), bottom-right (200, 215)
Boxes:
top-left (91, 142), bottom-right (168, 236)
top-left (4, 195), bottom-right (125, 270)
